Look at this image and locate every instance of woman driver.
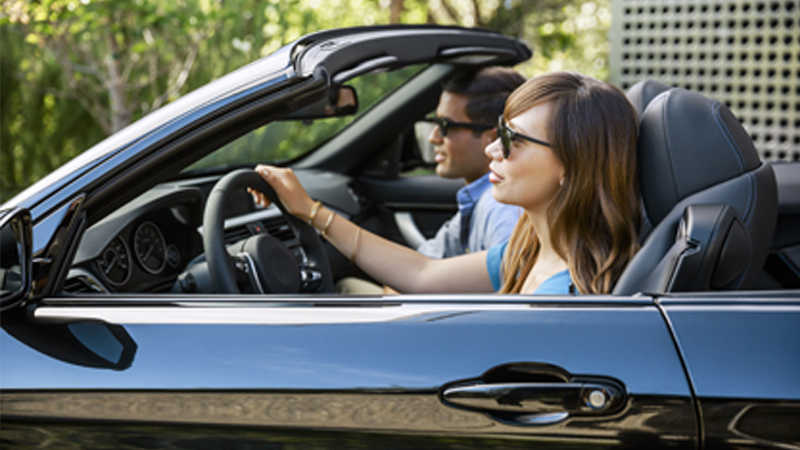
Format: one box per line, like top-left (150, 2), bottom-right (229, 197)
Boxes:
top-left (251, 72), bottom-right (640, 295)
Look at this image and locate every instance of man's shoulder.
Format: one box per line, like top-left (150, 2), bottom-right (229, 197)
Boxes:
top-left (471, 190), bottom-right (519, 250)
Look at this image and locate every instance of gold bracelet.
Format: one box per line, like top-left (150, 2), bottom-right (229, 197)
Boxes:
top-left (349, 227), bottom-right (361, 261)
top-left (307, 200), bottom-right (322, 225)
top-left (319, 209), bottom-right (335, 238)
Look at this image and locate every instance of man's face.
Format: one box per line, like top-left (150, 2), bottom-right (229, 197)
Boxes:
top-left (429, 92), bottom-right (494, 183)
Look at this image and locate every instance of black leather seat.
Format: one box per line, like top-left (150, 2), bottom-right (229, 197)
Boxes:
top-left (626, 80), bottom-right (671, 121)
top-left (626, 80), bottom-right (672, 236)
top-left (613, 86), bottom-right (778, 294)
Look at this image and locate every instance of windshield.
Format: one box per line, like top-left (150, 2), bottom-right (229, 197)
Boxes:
top-left (185, 64), bottom-right (425, 172)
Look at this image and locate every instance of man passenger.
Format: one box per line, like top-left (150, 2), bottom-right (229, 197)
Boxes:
top-left (416, 66), bottom-right (525, 258)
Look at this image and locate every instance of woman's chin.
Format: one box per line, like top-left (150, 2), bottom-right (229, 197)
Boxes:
top-left (491, 185), bottom-right (508, 203)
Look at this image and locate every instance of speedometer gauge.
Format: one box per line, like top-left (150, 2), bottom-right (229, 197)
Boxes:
top-left (133, 221), bottom-right (167, 274)
top-left (96, 237), bottom-right (132, 286)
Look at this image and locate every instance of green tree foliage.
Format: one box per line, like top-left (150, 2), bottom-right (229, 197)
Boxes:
top-left (415, 0), bottom-right (611, 78)
top-left (0, 0), bottom-right (609, 202)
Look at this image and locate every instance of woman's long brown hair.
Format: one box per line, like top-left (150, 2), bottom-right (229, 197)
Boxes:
top-left (499, 72), bottom-right (640, 294)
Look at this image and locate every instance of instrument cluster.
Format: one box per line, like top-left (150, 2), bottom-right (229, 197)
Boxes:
top-left (92, 214), bottom-right (200, 292)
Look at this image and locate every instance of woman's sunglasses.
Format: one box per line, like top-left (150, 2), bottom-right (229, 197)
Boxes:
top-left (497, 115), bottom-right (552, 158)
top-left (419, 116), bottom-right (494, 137)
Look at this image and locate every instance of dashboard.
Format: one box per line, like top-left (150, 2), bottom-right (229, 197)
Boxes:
top-left (64, 177), bottom-right (341, 294)
top-left (63, 170), bottom-right (360, 295)
top-left (67, 186), bottom-right (206, 293)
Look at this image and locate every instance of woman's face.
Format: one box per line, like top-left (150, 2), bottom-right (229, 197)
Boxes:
top-left (485, 102), bottom-right (565, 213)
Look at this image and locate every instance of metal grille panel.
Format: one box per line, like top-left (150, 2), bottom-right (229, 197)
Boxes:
top-left (610, 0), bottom-right (800, 162)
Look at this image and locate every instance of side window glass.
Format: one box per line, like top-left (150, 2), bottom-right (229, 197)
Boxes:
top-left (185, 65), bottom-right (426, 172)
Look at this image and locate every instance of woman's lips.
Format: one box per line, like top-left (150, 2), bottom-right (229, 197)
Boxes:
top-left (488, 167), bottom-right (504, 184)
top-left (434, 152), bottom-right (446, 163)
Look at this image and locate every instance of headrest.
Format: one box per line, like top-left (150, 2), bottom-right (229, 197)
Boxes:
top-left (638, 88), bottom-right (762, 225)
top-left (626, 80), bottom-right (671, 117)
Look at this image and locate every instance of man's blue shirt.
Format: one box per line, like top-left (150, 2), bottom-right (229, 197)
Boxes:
top-left (416, 173), bottom-right (521, 258)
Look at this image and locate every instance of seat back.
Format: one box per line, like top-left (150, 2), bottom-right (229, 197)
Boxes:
top-left (626, 79), bottom-right (671, 121)
top-left (613, 87), bottom-right (778, 295)
top-left (626, 80), bottom-right (672, 237)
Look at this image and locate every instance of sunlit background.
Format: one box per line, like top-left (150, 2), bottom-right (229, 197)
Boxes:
top-left (0, 0), bottom-right (610, 201)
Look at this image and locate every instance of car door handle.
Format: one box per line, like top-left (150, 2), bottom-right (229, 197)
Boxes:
top-left (441, 379), bottom-right (625, 426)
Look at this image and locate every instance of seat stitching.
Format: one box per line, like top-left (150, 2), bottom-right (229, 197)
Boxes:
top-left (743, 170), bottom-right (756, 224)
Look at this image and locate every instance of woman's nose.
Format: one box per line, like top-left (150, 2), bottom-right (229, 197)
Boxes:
top-left (485, 138), bottom-right (503, 159)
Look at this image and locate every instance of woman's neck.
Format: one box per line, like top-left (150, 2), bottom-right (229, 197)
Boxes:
top-left (520, 210), bottom-right (568, 294)
top-left (525, 210), bottom-right (566, 267)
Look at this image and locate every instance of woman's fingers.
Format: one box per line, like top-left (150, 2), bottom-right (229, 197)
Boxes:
top-left (255, 164), bottom-right (271, 180)
top-left (253, 164), bottom-right (313, 219)
top-left (246, 187), bottom-right (270, 208)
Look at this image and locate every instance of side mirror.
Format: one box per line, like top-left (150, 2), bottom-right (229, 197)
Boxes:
top-left (0, 207), bottom-right (32, 311)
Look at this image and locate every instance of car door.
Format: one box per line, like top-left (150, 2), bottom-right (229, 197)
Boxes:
top-left (660, 292), bottom-right (800, 449)
top-left (2, 294), bottom-right (698, 448)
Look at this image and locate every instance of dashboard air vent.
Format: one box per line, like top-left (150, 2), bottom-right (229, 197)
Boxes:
top-left (265, 217), bottom-right (295, 241)
top-left (224, 225), bottom-right (251, 244)
top-left (63, 276), bottom-right (106, 294)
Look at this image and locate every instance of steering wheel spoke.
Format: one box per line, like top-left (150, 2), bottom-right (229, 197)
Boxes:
top-left (231, 253), bottom-right (265, 294)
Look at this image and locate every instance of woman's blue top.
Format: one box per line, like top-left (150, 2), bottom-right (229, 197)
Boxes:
top-left (486, 241), bottom-right (574, 294)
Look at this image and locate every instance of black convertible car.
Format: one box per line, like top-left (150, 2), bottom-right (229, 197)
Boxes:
top-left (1, 25), bottom-right (798, 449)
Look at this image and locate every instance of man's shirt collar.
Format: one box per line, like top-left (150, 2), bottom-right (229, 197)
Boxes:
top-left (457, 172), bottom-right (491, 208)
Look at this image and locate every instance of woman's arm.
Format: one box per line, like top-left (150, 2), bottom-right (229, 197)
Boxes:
top-left (251, 165), bottom-right (493, 293)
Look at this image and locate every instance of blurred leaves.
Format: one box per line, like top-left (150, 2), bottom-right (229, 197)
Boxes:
top-left (0, 0), bottom-right (609, 201)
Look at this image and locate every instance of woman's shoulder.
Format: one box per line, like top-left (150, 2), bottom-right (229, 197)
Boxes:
top-left (486, 241), bottom-right (509, 291)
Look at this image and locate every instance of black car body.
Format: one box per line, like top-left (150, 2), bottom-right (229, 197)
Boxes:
top-left (1, 25), bottom-right (799, 449)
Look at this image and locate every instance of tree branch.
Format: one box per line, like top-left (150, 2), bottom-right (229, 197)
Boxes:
top-left (104, 32), bottom-right (131, 132)
top-left (389, 0), bottom-right (404, 24)
top-left (470, 0), bottom-right (483, 27)
top-left (425, 3), bottom-right (438, 24)
top-left (438, 0), bottom-right (461, 23)
top-left (149, 33), bottom-right (202, 111)
top-left (39, 31), bottom-right (113, 133)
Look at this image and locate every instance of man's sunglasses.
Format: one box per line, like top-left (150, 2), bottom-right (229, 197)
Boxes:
top-left (419, 116), bottom-right (494, 137)
top-left (497, 115), bottom-right (552, 158)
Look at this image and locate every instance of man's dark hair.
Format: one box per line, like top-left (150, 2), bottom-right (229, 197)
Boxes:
top-left (443, 67), bottom-right (526, 126)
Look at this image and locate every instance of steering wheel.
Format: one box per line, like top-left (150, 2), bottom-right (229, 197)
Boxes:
top-left (202, 169), bottom-right (334, 294)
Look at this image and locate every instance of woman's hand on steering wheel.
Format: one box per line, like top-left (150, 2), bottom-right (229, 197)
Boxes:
top-left (250, 164), bottom-right (315, 221)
